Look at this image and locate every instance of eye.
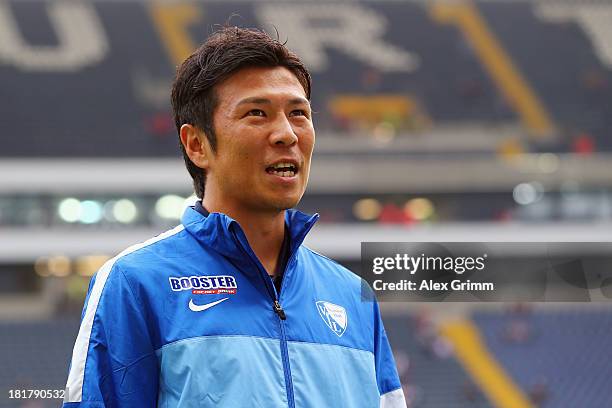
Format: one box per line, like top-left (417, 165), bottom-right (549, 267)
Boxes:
top-left (290, 109), bottom-right (309, 118)
top-left (246, 109), bottom-right (266, 117)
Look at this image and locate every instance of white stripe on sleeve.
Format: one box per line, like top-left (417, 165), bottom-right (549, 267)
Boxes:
top-left (64, 225), bottom-right (184, 403)
top-left (380, 387), bottom-right (407, 408)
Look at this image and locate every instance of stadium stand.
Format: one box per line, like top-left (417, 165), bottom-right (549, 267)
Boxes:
top-left (0, 0), bottom-right (611, 156)
top-left (473, 308), bottom-right (612, 407)
top-left (384, 313), bottom-right (492, 408)
top-left (0, 319), bottom-right (79, 408)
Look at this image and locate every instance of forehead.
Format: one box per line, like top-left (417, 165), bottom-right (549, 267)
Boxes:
top-left (214, 66), bottom-right (307, 107)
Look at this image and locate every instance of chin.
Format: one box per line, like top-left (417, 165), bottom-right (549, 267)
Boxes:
top-left (275, 198), bottom-right (300, 211)
top-left (269, 194), bottom-right (302, 211)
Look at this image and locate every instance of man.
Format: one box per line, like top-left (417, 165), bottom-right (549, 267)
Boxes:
top-left (63, 27), bottom-right (405, 407)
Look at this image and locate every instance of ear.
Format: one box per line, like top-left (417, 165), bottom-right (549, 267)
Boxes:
top-left (179, 124), bottom-right (211, 169)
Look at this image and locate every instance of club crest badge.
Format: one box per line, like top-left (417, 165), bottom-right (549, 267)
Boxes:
top-left (316, 301), bottom-right (348, 337)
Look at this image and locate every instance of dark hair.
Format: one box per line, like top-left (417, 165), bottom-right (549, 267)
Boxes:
top-left (171, 26), bottom-right (312, 198)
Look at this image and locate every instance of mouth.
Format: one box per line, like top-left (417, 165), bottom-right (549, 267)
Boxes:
top-left (265, 161), bottom-right (299, 178)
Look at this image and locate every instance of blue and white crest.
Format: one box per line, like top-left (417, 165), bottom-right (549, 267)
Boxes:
top-left (316, 301), bottom-right (347, 337)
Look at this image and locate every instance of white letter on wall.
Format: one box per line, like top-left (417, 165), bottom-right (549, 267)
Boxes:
top-left (255, 3), bottom-right (419, 73)
top-left (536, 4), bottom-right (612, 69)
top-left (0, 1), bottom-right (108, 71)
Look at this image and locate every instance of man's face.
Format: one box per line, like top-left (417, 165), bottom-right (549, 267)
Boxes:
top-left (204, 66), bottom-right (315, 213)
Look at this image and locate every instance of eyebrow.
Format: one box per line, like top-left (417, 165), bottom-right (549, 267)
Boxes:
top-left (236, 96), bottom-right (310, 107)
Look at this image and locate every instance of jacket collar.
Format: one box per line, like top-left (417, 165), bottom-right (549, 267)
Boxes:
top-left (181, 206), bottom-right (319, 262)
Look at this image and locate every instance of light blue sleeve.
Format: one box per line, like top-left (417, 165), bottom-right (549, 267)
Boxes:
top-left (373, 299), bottom-right (407, 408)
top-left (63, 263), bottom-right (159, 407)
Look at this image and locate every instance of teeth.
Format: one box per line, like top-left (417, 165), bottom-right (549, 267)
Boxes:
top-left (267, 162), bottom-right (297, 177)
top-left (272, 162), bottom-right (296, 170)
top-left (270, 169), bottom-right (295, 177)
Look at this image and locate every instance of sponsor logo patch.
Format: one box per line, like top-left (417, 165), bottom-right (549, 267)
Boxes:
top-left (169, 275), bottom-right (238, 295)
top-left (316, 301), bottom-right (348, 337)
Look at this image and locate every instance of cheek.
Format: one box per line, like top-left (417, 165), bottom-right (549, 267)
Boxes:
top-left (300, 133), bottom-right (315, 158)
top-left (229, 149), bottom-right (260, 184)
top-left (222, 136), bottom-right (254, 164)
top-left (234, 148), bottom-right (250, 161)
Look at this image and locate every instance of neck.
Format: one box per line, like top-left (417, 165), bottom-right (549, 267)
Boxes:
top-left (203, 198), bottom-right (286, 276)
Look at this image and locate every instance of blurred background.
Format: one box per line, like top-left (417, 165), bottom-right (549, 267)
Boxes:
top-left (1, 0), bottom-right (612, 406)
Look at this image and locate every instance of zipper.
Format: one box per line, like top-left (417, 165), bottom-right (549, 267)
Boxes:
top-left (273, 300), bottom-right (286, 320)
top-left (274, 247), bottom-right (303, 408)
top-left (276, 305), bottom-right (295, 408)
top-left (231, 225), bottom-right (295, 408)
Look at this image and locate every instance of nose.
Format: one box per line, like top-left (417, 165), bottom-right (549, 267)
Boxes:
top-left (269, 115), bottom-right (298, 146)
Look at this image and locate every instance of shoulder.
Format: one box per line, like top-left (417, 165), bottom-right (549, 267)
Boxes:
top-left (300, 246), bottom-right (358, 276)
top-left (299, 245), bottom-right (366, 291)
top-left (96, 225), bottom-right (190, 289)
top-left (115, 224), bottom-right (188, 265)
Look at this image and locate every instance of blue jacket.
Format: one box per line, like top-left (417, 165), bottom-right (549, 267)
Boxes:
top-left (64, 207), bottom-right (405, 407)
